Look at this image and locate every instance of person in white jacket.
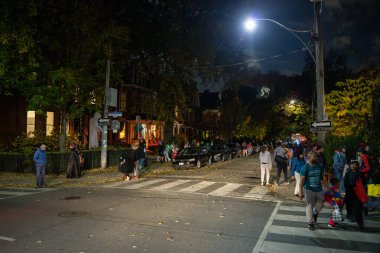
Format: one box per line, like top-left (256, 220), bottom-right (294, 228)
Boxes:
top-left (259, 145), bottom-right (272, 186)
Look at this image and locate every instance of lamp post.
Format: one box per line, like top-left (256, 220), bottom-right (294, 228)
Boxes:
top-left (244, 0), bottom-right (325, 144)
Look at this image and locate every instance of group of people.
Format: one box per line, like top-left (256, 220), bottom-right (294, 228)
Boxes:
top-left (120, 139), bottom-right (146, 181)
top-left (258, 141), bottom-right (378, 231)
top-left (154, 141), bottom-right (180, 162)
top-left (33, 143), bottom-right (84, 188)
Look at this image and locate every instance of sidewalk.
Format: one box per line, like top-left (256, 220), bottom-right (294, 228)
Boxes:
top-left (0, 158), bottom-right (174, 189)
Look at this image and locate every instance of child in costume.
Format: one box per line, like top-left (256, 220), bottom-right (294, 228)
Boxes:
top-left (324, 178), bottom-right (344, 228)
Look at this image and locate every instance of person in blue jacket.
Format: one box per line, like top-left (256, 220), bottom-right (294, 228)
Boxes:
top-left (291, 152), bottom-right (306, 197)
top-left (33, 144), bottom-right (47, 188)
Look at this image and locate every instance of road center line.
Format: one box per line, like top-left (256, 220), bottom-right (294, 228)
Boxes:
top-left (252, 201), bottom-right (281, 253)
top-left (0, 236), bottom-right (16, 242)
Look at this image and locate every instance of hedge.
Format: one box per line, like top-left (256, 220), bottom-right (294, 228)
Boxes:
top-left (0, 148), bottom-right (132, 174)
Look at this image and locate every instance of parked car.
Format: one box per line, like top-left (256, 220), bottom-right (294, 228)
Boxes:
top-left (227, 143), bottom-right (241, 158)
top-left (172, 147), bottom-right (212, 168)
top-left (202, 144), bottom-right (231, 163)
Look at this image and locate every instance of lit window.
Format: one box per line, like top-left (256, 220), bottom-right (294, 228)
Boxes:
top-left (46, 112), bottom-right (54, 136)
top-left (27, 111), bottom-right (36, 137)
top-left (119, 122), bottom-right (126, 139)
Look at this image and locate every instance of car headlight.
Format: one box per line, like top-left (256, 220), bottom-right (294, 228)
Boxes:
top-left (189, 158), bottom-right (195, 162)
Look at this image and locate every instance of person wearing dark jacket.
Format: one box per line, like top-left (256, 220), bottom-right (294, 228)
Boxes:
top-left (33, 144), bottom-right (47, 188)
top-left (120, 150), bottom-right (135, 181)
top-left (67, 144), bottom-right (80, 178)
top-left (344, 160), bottom-right (364, 230)
top-left (132, 143), bottom-right (145, 180)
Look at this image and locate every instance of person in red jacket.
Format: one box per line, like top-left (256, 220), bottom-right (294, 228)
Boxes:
top-left (357, 148), bottom-right (371, 181)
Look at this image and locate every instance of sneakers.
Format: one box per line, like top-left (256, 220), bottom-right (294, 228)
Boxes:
top-left (328, 219), bottom-right (336, 228)
top-left (285, 182), bottom-right (289, 185)
top-left (308, 223), bottom-right (315, 230)
top-left (261, 182), bottom-right (264, 186)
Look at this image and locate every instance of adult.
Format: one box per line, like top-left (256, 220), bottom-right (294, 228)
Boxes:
top-left (357, 148), bottom-right (371, 182)
top-left (120, 149), bottom-right (135, 181)
top-left (290, 153), bottom-right (306, 197)
top-left (259, 145), bottom-right (272, 186)
top-left (133, 142), bottom-right (145, 180)
top-left (344, 160), bottom-right (365, 230)
top-left (299, 152), bottom-right (324, 231)
top-left (67, 144), bottom-right (80, 178)
top-left (33, 144), bottom-right (47, 188)
top-left (332, 147), bottom-right (347, 193)
top-left (274, 142), bottom-right (288, 185)
top-left (242, 141), bottom-right (248, 157)
top-left (247, 142), bottom-right (253, 156)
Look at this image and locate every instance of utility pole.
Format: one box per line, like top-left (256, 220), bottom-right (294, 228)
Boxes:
top-left (101, 59), bottom-right (111, 169)
top-left (313, 0), bottom-right (325, 144)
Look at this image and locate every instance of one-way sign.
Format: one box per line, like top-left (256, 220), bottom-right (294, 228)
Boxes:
top-left (310, 120), bottom-right (332, 131)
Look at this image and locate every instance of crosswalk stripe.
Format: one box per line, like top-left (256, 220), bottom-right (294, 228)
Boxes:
top-left (208, 183), bottom-right (243, 196)
top-left (177, 181), bottom-right (215, 193)
top-left (279, 205), bottom-right (330, 214)
top-left (124, 179), bottom-right (167, 189)
top-left (269, 225), bottom-right (379, 243)
top-left (260, 241), bottom-right (370, 253)
top-left (244, 186), bottom-right (267, 199)
top-left (275, 213), bottom-right (330, 223)
top-left (275, 213), bottom-right (380, 228)
top-left (149, 180), bottom-right (192, 191)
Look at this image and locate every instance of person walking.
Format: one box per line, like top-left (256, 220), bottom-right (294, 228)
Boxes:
top-left (290, 153), bottom-right (306, 197)
top-left (67, 144), bottom-right (80, 178)
top-left (33, 144), bottom-right (47, 188)
top-left (133, 142), bottom-right (145, 180)
top-left (344, 160), bottom-right (365, 230)
top-left (120, 149), bottom-right (135, 181)
top-left (247, 142), bottom-right (253, 156)
top-left (242, 141), bottom-right (248, 157)
top-left (274, 142), bottom-right (288, 185)
top-left (324, 178), bottom-right (344, 229)
top-left (299, 151), bottom-right (324, 231)
top-left (332, 147), bottom-right (347, 193)
top-left (259, 145), bottom-right (272, 186)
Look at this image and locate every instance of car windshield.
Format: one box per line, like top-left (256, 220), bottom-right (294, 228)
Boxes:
top-left (179, 148), bottom-right (197, 155)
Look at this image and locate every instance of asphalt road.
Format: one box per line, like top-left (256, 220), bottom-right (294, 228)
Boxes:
top-left (0, 186), bottom-right (275, 253)
top-left (1, 156), bottom-right (380, 253)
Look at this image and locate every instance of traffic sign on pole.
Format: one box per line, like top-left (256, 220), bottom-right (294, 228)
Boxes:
top-left (310, 120), bottom-right (332, 131)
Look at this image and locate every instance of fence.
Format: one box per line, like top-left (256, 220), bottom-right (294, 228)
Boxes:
top-left (0, 148), bottom-right (132, 174)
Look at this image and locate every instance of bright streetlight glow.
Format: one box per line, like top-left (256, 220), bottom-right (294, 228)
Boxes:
top-left (244, 18), bottom-right (257, 31)
top-left (243, 17), bottom-right (315, 63)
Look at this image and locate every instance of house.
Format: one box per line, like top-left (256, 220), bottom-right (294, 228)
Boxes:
top-left (198, 90), bottom-right (222, 139)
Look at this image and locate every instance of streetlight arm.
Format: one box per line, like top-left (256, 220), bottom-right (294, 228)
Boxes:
top-left (256, 18), bottom-right (316, 63)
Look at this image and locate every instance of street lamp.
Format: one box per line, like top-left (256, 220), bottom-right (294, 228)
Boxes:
top-left (244, 1), bottom-right (325, 144)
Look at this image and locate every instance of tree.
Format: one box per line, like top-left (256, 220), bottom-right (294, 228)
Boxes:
top-left (325, 69), bottom-right (380, 137)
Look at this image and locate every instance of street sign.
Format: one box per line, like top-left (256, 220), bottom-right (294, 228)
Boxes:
top-left (98, 118), bottom-right (110, 125)
top-left (310, 120), bottom-right (332, 131)
top-left (108, 111), bottom-right (123, 117)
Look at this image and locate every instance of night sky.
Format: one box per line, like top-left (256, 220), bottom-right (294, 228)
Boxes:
top-left (227, 0), bottom-right (380, 75)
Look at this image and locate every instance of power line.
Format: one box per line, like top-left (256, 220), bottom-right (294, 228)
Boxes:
top-left (185, 45), bottom-right (315, 70)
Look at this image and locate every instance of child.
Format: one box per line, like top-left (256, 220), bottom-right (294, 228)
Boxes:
top-left (324, 178), bottom-right (344, 228)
